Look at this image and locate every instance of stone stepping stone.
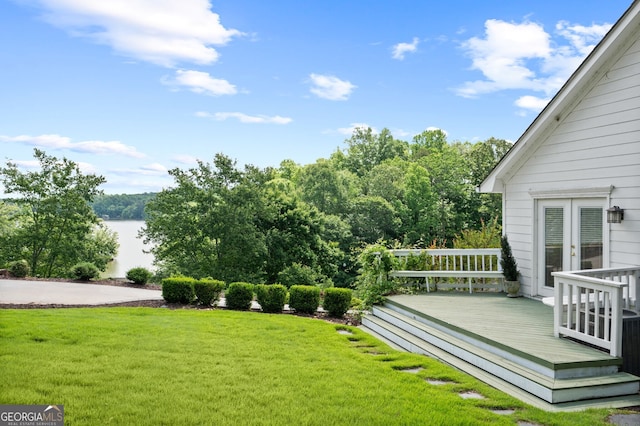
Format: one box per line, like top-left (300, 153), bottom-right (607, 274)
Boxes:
top-left (490, 409), bottom-right (515, 416)
top-left (458, 391), bottom-right (485, 399)
top-left (337, 329), bottom-right (353, 335)
top-left (398, 367), bottom-right (423, 374)
top-left (425, 379), bottom-right (455, 386)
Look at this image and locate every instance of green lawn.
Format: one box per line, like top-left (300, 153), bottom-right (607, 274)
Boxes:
top-left (0, 308), bottom-right (622, 425)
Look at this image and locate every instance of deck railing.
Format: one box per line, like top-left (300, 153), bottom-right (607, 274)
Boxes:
top-left (552, 267), bottom-right (639, 357)
top-left (389, 248), bottom-right (503, 294)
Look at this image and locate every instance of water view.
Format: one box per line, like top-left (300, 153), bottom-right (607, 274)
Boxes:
top-left (101, 220), bottom-right (155, 278)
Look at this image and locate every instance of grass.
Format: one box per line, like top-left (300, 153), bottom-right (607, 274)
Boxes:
top-left (0, 308), bottom-right (623, 425)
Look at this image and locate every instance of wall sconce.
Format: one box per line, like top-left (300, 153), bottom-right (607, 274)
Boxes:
top-left (607, 206), bottom-right (624, 223)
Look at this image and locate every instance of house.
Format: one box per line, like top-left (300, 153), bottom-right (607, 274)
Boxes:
top-left (363, 1), bottom-right (640, 410)
top-left (479, 0), bottom-right (640, 300)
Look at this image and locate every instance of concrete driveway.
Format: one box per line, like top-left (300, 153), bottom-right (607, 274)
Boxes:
top-left (0, 279), bottom-right (163, 305)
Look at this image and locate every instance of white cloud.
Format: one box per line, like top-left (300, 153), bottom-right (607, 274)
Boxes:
top-left (456, 19), bottom-right (612, 99)
top-left (196, 111), bottom-right (292, 124)
top-left (515, 95), bottom-right (550, 112)
top-left (164, 70), bottom-right (237, 96)
top-left (0, 134), bottom-right (145, 158)
top-left (309, 74), bottom-right (356, 101)
top-left (336, 123), bottom-right (377, 136)
top-left (33, 0), bottom-right (243, 67)
top-left (392, 37), bottom-right (419, 60)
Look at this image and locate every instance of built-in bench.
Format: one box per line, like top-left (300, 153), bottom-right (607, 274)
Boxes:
top-left (388, 248), bottom-right (504, 294)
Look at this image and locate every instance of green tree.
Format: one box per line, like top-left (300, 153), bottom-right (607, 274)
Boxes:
top-left (343, 127), bottom-right (408, 177)
top-left (0, 149), bottom-right (115, 277)
top-left (296, 159), bottom-right (358, 217)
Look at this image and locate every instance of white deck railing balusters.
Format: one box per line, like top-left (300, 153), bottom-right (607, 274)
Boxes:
top-left (552, 266), bottom-right (639, 357)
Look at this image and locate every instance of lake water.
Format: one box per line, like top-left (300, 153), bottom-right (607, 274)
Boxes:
top-left (101, 220), bottom-right (155, 278)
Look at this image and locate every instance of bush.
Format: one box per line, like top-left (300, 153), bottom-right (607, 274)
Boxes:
top-left (289, 285), bottom-right (320, 314)
top-left (255, 284), bottom-right (287, 313)
top-left (277, 263), bottom-right (318, 288)
top-left (126, 267), bottom-right (153, 285)
top-left (162, 277), bottom-right (196, 304)
top-left (225, 282), bottom-right (255, 310)
top-left (8, 259), bottom-right (30, 278)
top-left (70, 262), bottom-right (100, 280)
top-left (323, 288), bottom-right (352, 318)
top-left (194, 278), bottom-right (225, 306)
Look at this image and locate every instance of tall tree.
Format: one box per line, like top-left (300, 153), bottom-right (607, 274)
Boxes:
top-left (343, 127), bottom-right (408, 177)
top-left (0, 149), bottom-right (115, 276)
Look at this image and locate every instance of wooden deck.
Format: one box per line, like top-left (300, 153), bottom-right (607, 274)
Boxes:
top-left (362, 292), bottom-right (640, 410)
top-left (386, 293), bottom-right (618, 369)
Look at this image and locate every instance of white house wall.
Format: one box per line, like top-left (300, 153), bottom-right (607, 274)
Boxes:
top-left (503, 36), bottom-right (640, 296)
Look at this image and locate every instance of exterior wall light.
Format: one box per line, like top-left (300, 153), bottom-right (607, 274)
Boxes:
top-left (607, 206), bottom-right (624, 223)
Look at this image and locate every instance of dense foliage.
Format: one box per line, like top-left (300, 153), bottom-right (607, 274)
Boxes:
top-left (91, 193), bottom-right (156, 220)
top-left (0, 149), bottom-right (118, 277)
top-left (141, 129), bottom-right (509, 287)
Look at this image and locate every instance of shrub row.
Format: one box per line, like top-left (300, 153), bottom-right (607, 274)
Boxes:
top-left (162, 277), bottom-right (225, 305)
top-left (161, 277), bottom-right (353, 317)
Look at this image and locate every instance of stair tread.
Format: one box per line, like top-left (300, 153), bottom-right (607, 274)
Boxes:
top-left (365, 309), bottom-right (639, 390)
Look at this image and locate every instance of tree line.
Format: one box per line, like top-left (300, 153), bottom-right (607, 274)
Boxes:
top-left (0, 128), bottom-right (510, 283)
top-left (141, 128), bottom-right (510, 287)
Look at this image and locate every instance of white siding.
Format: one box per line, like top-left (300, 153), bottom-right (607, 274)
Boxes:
top-left (503, 37), bottom-right (640, 296)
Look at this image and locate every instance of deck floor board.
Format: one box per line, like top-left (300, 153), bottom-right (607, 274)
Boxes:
top-left (387, 293), bottom-right (618, 367)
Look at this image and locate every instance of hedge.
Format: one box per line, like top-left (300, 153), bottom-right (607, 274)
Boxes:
top-left (255, 284), bottom-right (287, 313)
top-left (194, 279), bottom-right (225, 306)
top-left (323, 288), bottom-right (352, 317)
top-left (126, 267), bottom-right (153, 285)
top-left (288, 285), bottom-right (320, 314)
top-left (225, 282), bottom-right (255, 310)
top-left (162, 277), bottom-right (196, 304)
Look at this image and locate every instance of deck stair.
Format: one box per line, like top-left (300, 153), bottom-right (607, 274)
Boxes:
top-left (361, 294), bottom-right (640, 410)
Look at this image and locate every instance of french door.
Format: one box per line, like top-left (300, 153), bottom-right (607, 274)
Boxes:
top-left (536, 198), bottom-right (606, 297)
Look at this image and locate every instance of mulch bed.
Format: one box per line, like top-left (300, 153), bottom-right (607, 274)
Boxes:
top-left (0, 277), bottom-right (360, 325)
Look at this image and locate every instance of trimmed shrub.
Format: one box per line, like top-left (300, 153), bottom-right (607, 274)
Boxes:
top-left (194, 278), bottom-right (225, 306)
top-left (70, 262), bottom-right (100, 280)
top-left (8, 259), bottom-right (30, 278)
top-left (323, 288), bottom-right (352, 318)
top-left (126, 267), bottom-right (153, 285)
top-left (162, 277), bottom-right (196, 304)
top-left (225, 282), bottom-right (255, 310)
top-left (289, 285), bottom-right (320, 314)
top-left (255, 284), bottom-right (287, 313)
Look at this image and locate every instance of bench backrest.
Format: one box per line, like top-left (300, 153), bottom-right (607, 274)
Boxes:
top-left (390, 248), bottom-right (502, 273)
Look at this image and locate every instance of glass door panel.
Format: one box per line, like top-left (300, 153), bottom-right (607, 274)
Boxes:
top-left (578, 207), bottom-right (603, 270)
top-left (544, 207), bottom-right (565, 288)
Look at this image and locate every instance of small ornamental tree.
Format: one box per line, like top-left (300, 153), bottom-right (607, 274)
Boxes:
top-left (500, 235), bottom-right (519, 281)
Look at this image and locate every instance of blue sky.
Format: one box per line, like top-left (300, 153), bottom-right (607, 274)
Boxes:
top-left (0, 0), bottom-right (633, 194)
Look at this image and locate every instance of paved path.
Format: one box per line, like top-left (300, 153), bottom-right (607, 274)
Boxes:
top-left (0, 279), bottom-right (163, 305)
